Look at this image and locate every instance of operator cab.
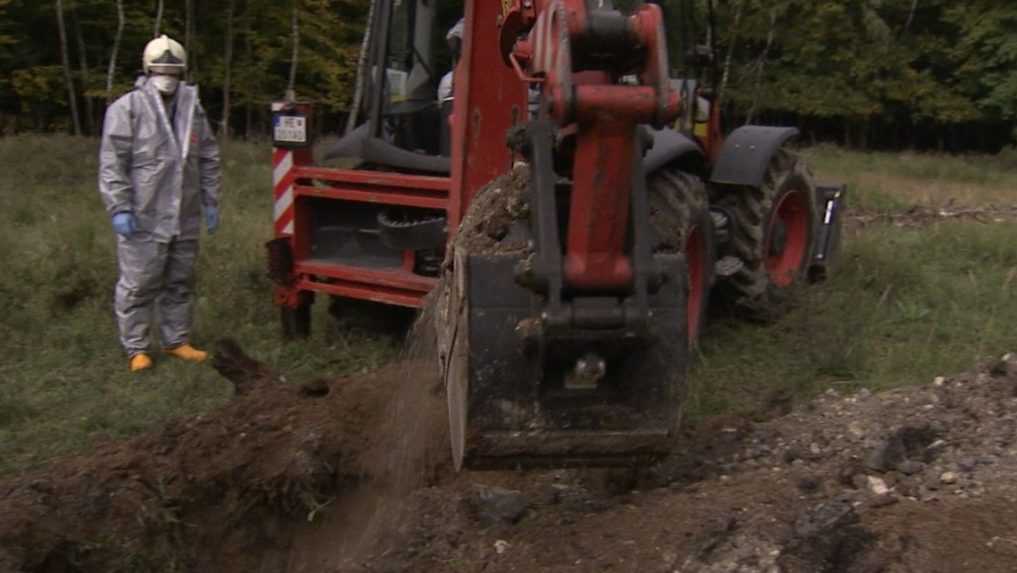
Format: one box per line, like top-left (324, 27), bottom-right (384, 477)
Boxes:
top-left (323, 0), bottom-right (718, 172)
top-left (321, 0), bottom-right (462, 173)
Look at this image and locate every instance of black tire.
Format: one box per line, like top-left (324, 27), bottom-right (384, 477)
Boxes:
top-left (647, 168), bottom-right (716, 343)
top-left (712, 148), bottom-right (818, 321)
top-left (281, 303), bottom-right (311, 340)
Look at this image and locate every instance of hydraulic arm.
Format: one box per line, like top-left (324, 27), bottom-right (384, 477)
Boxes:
top-left (438, 0), bottom-right (692, 470)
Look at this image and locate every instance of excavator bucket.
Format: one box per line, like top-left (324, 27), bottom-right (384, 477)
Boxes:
top-left (436, 158), bottom-right (691, 471)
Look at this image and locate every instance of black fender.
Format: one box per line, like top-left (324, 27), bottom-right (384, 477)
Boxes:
top-left (709, 125), bottom-right (799, 187)
top-left (642, 127), bottom-right (707, 177)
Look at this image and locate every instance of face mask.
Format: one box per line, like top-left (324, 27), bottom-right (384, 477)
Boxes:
top-left (151, 75), bottom-right (180, 95)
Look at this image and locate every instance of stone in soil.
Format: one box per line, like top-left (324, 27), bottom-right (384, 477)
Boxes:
top-left (466, 485), bottom-right (530, 526)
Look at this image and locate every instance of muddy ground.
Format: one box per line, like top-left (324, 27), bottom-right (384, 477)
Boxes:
top-left (293, 352), bottom-right (1017, 573)
top-left (3, 336), bottom-right (1016, 572)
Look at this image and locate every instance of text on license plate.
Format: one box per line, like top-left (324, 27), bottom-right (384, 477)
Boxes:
top-left (274, 116), bottom-right (306, 143)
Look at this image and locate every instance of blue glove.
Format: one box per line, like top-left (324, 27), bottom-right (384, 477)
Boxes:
top-left (112, 212), bottom-right (137, 237)
top-left (205, 206), bottom-right (219, 235)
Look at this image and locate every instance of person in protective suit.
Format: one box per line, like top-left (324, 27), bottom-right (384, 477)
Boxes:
top-left (98, 34), bottom-right (222, 373)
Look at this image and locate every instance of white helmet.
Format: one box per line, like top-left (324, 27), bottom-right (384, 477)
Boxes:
top-left (143, 34), bottom-right (186, 75)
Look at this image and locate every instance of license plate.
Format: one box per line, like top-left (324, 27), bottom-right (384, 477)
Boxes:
top-left (274, 115), bottom-right (307, 144)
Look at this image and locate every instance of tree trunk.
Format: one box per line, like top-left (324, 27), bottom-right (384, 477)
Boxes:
top-left (287, 0), bottom-right (300, 96)
top-left (106, 0), bottom-right (125, 105)
top-left (56, 0), bottom-right (82, 136)
top-left (904, 0), bottom-right (919, 34)
top-left (345, 0), bottom-right (376, 135)
top-left (244, 24), bottom-right (253, 139)
top-left (222, 0), bottom-right (235, 140)
top-left (71, 0), bottom-right (94, 134)
top-left (153, 0), bottom-right (164, 37)
top-left (184, 0), bottom-right (192, 61)
top-left (185, 0), bottom-right (194, 82)
top-left (716, 0), bottom-right (744, 113)
top-left (745, 7), bottom-right (777, 126)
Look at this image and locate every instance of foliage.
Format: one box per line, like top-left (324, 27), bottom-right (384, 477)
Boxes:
top-left (666, 0), bottom-right (1017, 149)
top-left (0, 0), bottom-right (1015, 146)
top-left (947, 2), bottom-right (1017, 120)
top-left (0, 0), bottom-right (370, 134)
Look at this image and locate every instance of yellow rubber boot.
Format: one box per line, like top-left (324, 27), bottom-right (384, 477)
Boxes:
top-left (130, 353), bottom-right (154, 372)
top-left (164, 343), bottom-right (208, 363)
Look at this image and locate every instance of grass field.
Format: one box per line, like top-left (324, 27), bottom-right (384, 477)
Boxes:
top-left (1, 135), bottom-right (1015, 476)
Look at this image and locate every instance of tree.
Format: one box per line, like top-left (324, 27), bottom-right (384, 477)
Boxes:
top-left (71, 0), bottom-right (95, 133)
top-left (0, 0), bottom-right (18, 131)
top-left (153, 0), bottom-right (163, 37)
top-left (222, 0), bottom-right (235, 139)
top-left (55, 0), bottom-right (82, 135)
top-left (345, 0), bottom-right (375, 134)
top-left (288, 0), bottom-right (300, 96)
top-left (948, 2), bottom-right (1017, 120)
top-left (0, 0), bottom-right (1008, 149)
top-left (105, 0), bottom-right (124, 104)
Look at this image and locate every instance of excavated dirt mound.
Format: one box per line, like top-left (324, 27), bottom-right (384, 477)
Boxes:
top-left (4, 343), bottom-right (1016, 572)
top-left (0, 338), bottom-right (451, 572)
top-left (320, 353), bottom-right (1017, 573)
top-left (452, 161), bottom-right (532, 256)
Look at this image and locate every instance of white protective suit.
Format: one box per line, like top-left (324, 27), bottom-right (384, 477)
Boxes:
top-left (98, 76), bottom-right (222, 357)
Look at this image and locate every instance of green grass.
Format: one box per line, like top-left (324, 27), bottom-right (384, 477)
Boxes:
top-left (689, 221), bottom-right (1017, 419)
top-left (801, 143), bottom-right (1017, 213)
top-left (0, 136), bottom-right (1014, 476)
top-left (0, 135), bottom-right (400, 476)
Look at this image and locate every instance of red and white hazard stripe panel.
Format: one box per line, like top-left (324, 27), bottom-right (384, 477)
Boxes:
top-left (272, 148), bottom-right (296, 236)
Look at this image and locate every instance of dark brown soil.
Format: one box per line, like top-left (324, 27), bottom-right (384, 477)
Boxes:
top-left (0, 339), bottom-right (450, 573)
top-left (324, 354), bottom-right (1017, 573)
top-left (3, 343), bottom-right (1016, 572)
top-left (453, 162), bottom-right (532, 255)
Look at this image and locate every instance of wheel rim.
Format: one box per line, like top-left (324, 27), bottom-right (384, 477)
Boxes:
top-left (686, 224), bottom-right (706, 341)
top-left (765, 190), bottom-right (810, 287)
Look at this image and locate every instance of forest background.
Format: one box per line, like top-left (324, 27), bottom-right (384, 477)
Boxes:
top-left (1, 0), bottom-right (1015, 153)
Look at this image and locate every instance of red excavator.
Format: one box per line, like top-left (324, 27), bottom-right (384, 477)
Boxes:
top-left (267, 0), bottom-right (846, 471)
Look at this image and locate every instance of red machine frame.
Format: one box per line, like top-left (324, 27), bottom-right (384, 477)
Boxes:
top-left (272, 142), bottom-right (449, 309)
top-left (270, 0), bottom-right (686, 317)
top-left (270, 1), bottom-right (534, 314)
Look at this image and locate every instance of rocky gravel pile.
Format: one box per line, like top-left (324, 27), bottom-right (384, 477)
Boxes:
top-left (343, 352), bottom-right (1017, 573)
top-left (712, 352), bottom-right (1017, 508)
